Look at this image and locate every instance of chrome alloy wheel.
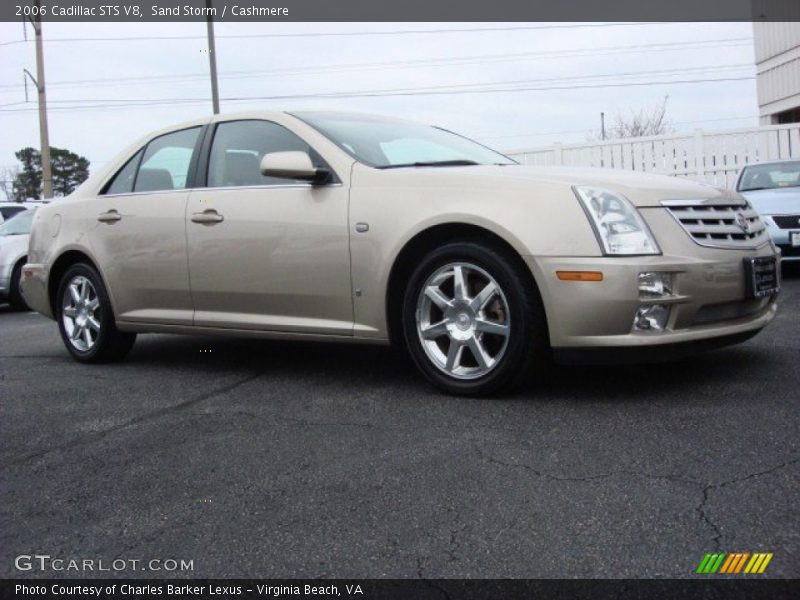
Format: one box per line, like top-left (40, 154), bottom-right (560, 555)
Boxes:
top-left (415, 262), bottom-right (511, 380)
top-left (61, 275), bottom-right (101, 352)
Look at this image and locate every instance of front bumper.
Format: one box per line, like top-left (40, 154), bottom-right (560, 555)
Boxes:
top-left (765, 218), bottom-right (800, 262)
top-left (19, 262), bottom-right (52, 318)
top-left (526, 245), bottom-right (779, 362)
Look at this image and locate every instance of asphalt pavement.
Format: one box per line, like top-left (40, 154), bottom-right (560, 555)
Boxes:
top-left (1, 269), bottom-right (798, 579)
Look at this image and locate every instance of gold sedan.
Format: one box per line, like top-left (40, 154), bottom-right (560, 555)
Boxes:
top-left (22, 111), bottom-right (780, 395)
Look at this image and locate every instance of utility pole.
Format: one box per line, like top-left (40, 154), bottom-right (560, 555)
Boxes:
top-left (206, 0), bottom-right (220, 114)
top-left (25, 0), bottom-right (52, 199)
top-left (600, 112), bottom-right (606, 141)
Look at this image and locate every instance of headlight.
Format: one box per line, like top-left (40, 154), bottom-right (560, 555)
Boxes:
top-left (574, 186), bottom-right (660, 255)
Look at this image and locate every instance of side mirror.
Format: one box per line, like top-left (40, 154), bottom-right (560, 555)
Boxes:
top-left (260, 151), bottom-right (330, 184)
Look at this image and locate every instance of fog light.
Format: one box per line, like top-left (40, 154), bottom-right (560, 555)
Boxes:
top-left (638, 272), bottom-right (673, 298)
top-left (633, 304), bottom-right (670, 332)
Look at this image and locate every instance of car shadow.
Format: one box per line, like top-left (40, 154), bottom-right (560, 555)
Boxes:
top-left (121, 329), bottom-right (777, 404)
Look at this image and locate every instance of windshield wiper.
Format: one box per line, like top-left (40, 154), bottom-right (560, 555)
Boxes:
top-left (379, 159), bottom-right (480, 169)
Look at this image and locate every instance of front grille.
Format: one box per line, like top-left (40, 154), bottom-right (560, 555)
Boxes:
top-left (779, 244), bottom-right (800, 258)
top-left (773, 215), bottom-right (800, 229)
top-left (661, 199), bottom-right (769, 249)
top-left (692, 298), bottom-right (770, 326)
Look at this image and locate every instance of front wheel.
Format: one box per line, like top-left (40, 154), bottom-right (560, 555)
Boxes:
top-left (402, 241), bottom-right (548, 396)
top-left (56, 263), bottom-right (136, 363)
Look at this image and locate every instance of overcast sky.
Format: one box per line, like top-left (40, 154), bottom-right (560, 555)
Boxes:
top-left (0, 21), bottom-right (757, 184)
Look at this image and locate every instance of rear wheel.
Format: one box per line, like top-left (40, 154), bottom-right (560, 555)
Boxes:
top-left (56, 263), bottom-right (136, 363)
top-left (8, 260), bottom-right (29, 311)
top-left (402, 241), bottom-right (548, 396)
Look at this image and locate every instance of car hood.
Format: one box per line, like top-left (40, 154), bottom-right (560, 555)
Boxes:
top-left (739, 187), bottom-right (800, 215)
top-left (372, 164), bottom-right (740, 207)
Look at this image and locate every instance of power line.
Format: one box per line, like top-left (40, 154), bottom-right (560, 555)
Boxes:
top-left (0, 22), bottom-right (671, 47)
top-left (0, 37), bottom-right (752, 92)
top-left (7, 62), bottom-right (750, 104)
top-left (0, 75), bottom-right (756, 114)
top-left (0, 63), bottom-right (754, 109)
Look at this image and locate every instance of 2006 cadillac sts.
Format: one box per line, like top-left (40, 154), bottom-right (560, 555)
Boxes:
top-left (22, 111), bottom-right (780, 395)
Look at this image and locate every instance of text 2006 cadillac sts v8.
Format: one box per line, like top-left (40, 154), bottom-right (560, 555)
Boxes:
top-left (22, 111), bottom-right (780, 395)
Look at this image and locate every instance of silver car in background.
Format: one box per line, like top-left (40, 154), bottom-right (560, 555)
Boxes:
top-left (736, 160), bottom-right (800, 262)
top-left (0, 208), bottom-right (36, 310)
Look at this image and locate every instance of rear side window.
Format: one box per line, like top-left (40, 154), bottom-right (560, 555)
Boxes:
top-left (0, 206), bottom-right (26, 220)
top-left (104, 149), bottom-right (143, 195)
top-left (135, 127), bottom-right (200, 192)
top-left (207, 120), bottom-right (319, 188)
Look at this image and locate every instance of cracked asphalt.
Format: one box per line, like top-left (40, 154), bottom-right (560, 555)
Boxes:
top-left (1, 269), bottom-right (798, 579)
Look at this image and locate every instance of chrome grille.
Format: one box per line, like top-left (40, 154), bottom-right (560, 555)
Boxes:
top-left (661, 199), bottom-right (769, 249)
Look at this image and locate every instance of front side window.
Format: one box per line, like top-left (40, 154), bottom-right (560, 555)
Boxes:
top-left (134, 127), bottom-right (201, 193)
top-left (295, 112), bottom-right (516, 169)
top-left (207, 120), bottom-right (321, 188)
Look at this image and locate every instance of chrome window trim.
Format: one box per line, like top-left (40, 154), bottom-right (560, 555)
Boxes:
top-left (98, 182), bottom-right (341, 199)
top-left (202, 183), bottom-right (342, 192)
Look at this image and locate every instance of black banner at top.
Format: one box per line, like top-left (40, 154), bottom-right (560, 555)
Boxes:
top-left (3, 0), bottom-right (800, 23)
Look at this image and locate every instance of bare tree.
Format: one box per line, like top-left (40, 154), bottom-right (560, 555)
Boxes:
top-left (589, 96), bottom-right (674, 141)
top-left (0, 166), bottom-right (20, 201)
top-left (610, 95), bottom-right (673, 138)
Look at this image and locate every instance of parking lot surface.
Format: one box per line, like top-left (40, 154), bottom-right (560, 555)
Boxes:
top-left (1, 272), bottom-right (798, 579)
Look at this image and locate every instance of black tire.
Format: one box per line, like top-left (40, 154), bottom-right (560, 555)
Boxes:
top-left (8, 259), bottom-right (29, 311)
top-left (56, 263), bottom-right (136, 363)
top-left (401, 240), bottom-right (548, 396)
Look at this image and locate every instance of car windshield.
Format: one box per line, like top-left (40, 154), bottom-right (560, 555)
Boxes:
top-left (295, 112), bottom-right (516, 169)
top-left (738, 161), bottom-right (800, 192)
top-left (0, 209), bottom-right (35, 236)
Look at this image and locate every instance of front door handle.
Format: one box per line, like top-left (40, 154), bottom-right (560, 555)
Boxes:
top-left (191, 209), bottom-right (224, 224)
top-left (97, 210), bottom-right (122, 223)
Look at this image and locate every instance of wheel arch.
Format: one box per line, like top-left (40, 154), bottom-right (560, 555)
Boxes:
top-left (384, 222), bottom-right (543, 346)
top-left (11, 253), bottom-right (28, 277)
top-left (7, 253), bottom-right (28, 304)
top-left (48, 249), bottom-right (113, 318)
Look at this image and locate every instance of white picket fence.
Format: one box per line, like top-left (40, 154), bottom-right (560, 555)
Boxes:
top-left (504, 123), bottom-right (800, 189)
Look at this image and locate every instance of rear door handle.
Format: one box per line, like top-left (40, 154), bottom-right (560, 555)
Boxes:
top-left (191, 209), bottom-right (224, 224)
top-left (97, 210), bottom-right (122, 223)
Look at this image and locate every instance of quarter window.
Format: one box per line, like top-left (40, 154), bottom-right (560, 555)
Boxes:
top-left (134, 127), bottom-right (201, 192)
top-left (207, 120), bottom-right (322, 188)
top-left (104, 149), bottom-right (143, 195)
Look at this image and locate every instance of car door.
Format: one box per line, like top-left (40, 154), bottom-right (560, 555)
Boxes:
top-left (86, 126), bottom-right (202, 325)
top-left (186, 119), bottom-right (353, 335)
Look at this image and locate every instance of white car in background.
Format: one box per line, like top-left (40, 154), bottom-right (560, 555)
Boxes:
top-left (0, 201), bottom-right (44, 224)
top-left (0, 208), bottom-right (36, 310)
top-left (736, 160), bottom-right (800, 263)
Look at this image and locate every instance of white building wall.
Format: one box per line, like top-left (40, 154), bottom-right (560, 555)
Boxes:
top-left (753, 22), bottom-right (800, 124)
